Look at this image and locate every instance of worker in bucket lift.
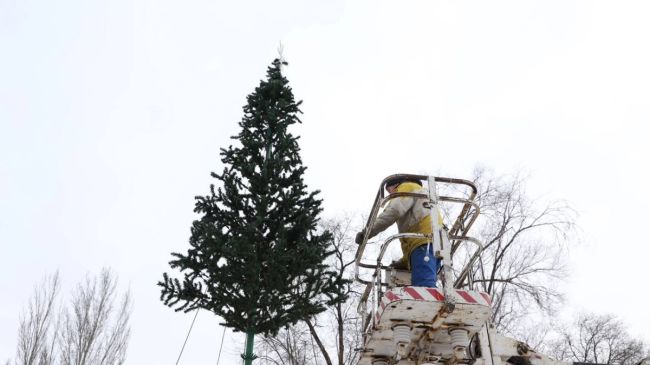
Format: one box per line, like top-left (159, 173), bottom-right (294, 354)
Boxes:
top-left (355, 176), bottom-right (443, 287)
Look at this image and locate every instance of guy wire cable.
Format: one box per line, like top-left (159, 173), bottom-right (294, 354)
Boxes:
top-left (216, 326), bottom-right (226, 365)
top-left (175, 309), bottom-right (200, 365)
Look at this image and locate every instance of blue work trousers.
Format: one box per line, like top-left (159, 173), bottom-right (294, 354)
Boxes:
top-left (410, 244), bottom-right (440, 287)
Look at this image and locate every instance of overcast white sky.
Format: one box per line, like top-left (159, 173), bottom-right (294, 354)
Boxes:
top-left (2, 0), bottom-right (649, 364)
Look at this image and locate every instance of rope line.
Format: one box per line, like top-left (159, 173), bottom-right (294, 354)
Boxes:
top-left (216, 326), bottom-right (227, 365)
top-left (175, 309), bottom-right (200, 365)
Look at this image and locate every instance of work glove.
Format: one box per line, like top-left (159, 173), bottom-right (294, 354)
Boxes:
top-left (390, 257), bottom-right (408, 270)
top-left (355, 229), bottom-right (366, 245)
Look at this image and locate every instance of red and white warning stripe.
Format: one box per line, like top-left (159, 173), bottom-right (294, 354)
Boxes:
top-left (378, 286), bottom-right (491, 310)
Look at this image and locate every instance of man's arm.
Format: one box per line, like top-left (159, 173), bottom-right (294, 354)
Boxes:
top-left (367, 196), bottom-right (414, 238)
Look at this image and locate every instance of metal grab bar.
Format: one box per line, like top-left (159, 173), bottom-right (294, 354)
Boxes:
top-left (357, 232), bottom-right (428, 284)
top-left (355, 174), bottom-right (479, 281)
top-left (449, 235), bottom-right (484, 289)
top-left (357, 231), bottom-right (430, 332)
top-left (357, 232), bottom-right (486, 332)
top-left (373, 174), bottom-right (478, 232)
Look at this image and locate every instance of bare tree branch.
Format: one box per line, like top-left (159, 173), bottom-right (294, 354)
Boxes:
top-left (453, 168), bottom-right (576, 333)
top-left (550, 313), bottom-right (647, 365)
top-left (58, 268), bottom-right (132, 365)
top-left (257, 322), bottom-right (316, 365)
top-left (11, 269), bottom-right (132, 365)
top-left (16, 272), bottom-right (60, 365)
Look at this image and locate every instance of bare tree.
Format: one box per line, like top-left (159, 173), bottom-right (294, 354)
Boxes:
top-left (58, 268), bottom-right (131, 365)
top-left (11, 269), bottom-right (132, 365)
top-left (453, 168), bottom-right (576, 333)
top-left (257, 322), bottom-right (316, 365)
top-left (550, 313), bottom-right (648, 365)
top-left (15, 273), bottom-right (60, 365)
top-left (258, 216), bottom-right (362, 365)
top-left (307, 217), bottom-right (361, 365)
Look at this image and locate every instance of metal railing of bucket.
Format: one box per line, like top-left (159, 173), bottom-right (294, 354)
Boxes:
top-left (354, 174), bottom-right (485, 334)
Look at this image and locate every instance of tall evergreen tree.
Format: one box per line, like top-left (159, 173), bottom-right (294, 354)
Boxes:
top-left (159, 59), bottom-right (347, 362)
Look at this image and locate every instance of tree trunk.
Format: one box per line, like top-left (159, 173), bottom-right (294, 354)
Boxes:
top-left (243, 330), bottom-right (256, 365)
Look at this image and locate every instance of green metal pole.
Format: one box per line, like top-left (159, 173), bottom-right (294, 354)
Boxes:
top-left (242, 329), bottom-right (256, 365)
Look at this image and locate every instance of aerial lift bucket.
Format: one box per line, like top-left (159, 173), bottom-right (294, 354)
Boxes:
top-left (354, 175), bottom-right (569, 365)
